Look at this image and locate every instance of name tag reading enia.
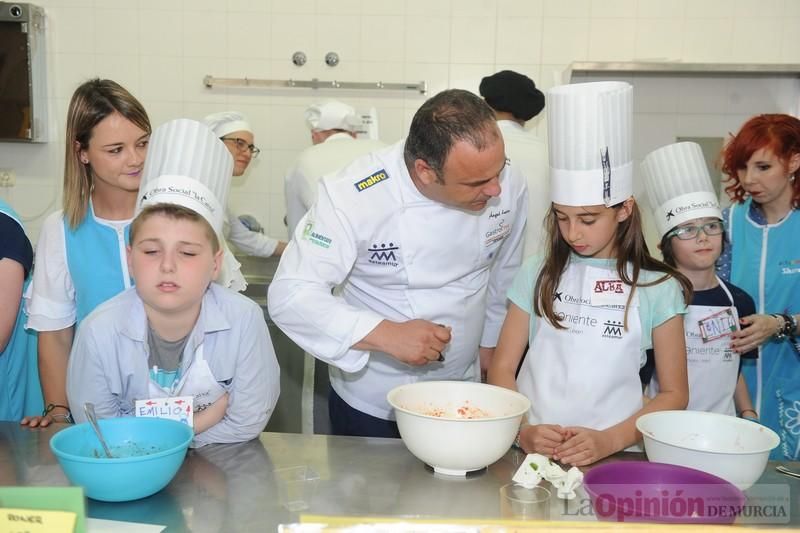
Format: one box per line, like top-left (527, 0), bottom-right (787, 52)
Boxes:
top-left (698, 308), bottom-right (737, 343)
top-left (135, 396), bottom-right (194, 428)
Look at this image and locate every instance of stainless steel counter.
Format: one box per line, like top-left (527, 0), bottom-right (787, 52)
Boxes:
top-left (1, 423), bottom-right (798, 531)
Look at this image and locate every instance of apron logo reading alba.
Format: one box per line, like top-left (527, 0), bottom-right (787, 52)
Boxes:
top-left (354, 169), bottom-right (389, 192)
top-left (594, 279), bottom-right (624, 294)
top-left (302, 223), bottom-right (332, 249)
top-left (368, 242), bottom-right (399, 266)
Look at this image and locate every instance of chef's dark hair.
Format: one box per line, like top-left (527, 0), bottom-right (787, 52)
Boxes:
top-left (403, 89), bottom-right (498, 182)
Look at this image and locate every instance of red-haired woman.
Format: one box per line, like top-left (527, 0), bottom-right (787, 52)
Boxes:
top-left (718, 113), bottom-right (800, 460)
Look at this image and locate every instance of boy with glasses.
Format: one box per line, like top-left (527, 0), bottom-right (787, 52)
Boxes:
top-left (641, 142), bottom-right (757, 418)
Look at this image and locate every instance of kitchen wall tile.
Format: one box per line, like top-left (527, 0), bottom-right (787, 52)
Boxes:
top-left (139, 55), bottom-right (183, 103)
top-left (637, 0), bottom-right (686, 19)
top-left (496, 17), bottom-right (543, 65)
top-left (47, 7), bottom-right (95, 55)
top-left (404, 16), bottom-right (451, 63)
top-left (587, 18), bottom-right (636, 61)
top-left (138, 10), bottom-right (183, 57)
top-left (450, 17), bottom-right (496, 64)
top-left (730, 18), bottom-right (783, 63)
top-left (497, 0), bottom-right (542, 17)
top-left (406, 0), bottom-right (451, 17)
top-left (360, 16), bottom-right (405, 62)
top-left (590, 0), bottom-right (637, 18)
top-left (681, 18), bottom-right (733, 62)
top-left (451, 0), bottom-right (497, 17)
top-left (541, 17), bottom-right (589, 64)
top-left (182, 10), bottom-right (228, 58)
top-left (227, 12), bottom-right (270, 59)
top-left (633, 18), bottom-right (683, 61)
top-left (543, 0), bottom-right (590, 18)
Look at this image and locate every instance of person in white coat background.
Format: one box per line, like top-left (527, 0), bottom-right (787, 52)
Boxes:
top-left (268, 89), bottom-right (528, 438)
top-left (204, 112), bottom-right (287, 259)
top-left (284, 101), bottom-right (387, 237)
top-left (480, 70), bottom-right (549, 257)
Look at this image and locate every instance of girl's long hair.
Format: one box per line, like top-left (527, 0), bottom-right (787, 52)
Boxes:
top-left (533, 200), bottom-right (693, 329)
top-left (63, 78), bottom-right (150, 228)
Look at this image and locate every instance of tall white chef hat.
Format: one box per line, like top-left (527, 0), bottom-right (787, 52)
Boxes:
top-left (203, 111), bottom-right (253, 138)
top-left (305, 101), bottom-right (360, 132)
top-left (547, 81), bottom-right (633, 207)
top-left (137, 119), bottom-right (233, 235)
top-left (641, 141), bottom-right (722, 238)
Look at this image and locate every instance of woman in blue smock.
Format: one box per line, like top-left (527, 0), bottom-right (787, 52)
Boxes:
top-left (22, 79), bottom-right (151, 427)
top-left (0, 198), bottom-right (42, 420)
top-left (718, 114), bottom-right (800, 460)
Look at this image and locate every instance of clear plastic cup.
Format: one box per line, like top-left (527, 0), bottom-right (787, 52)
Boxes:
top-left (500, 483), bottom-right (551, 520)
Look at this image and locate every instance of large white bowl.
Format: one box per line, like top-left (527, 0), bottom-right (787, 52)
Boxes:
top-left (636, 410), bottom-right (780, 490)
top-left (387, 381), bottom-right (530, 476)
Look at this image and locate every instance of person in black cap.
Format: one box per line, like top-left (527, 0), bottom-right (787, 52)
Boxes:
top-left (480, 70), bottom-right (548, 257)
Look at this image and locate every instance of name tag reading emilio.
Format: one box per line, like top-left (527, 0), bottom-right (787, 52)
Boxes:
top-left (698, 308), bottom-right (737, 343)
top-left (135, 396), bottom-right (194, 428)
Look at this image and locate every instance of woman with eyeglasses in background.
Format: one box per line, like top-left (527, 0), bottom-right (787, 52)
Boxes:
top-left (717, 114), bottom-right (800, 460)
top-left (204, 112), bottom-right (287, 267)
top-left (639, 142), bottom-right (757, 419)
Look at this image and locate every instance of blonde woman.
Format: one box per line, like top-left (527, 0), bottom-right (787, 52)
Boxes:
top-left (22, 79), bottom-right (151, 427)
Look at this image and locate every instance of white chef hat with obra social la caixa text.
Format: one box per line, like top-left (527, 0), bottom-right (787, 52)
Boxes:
top-left (641, 141), bottom-right (722, 238)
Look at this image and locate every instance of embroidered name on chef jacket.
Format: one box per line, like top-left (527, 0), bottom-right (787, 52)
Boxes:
top-left (354, 169), bottom-right (389, 192)
top-left (302, 222), bottom-right (333, 249)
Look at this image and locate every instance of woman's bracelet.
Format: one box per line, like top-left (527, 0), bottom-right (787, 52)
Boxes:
top-left (42, 403), bottom-right (74, 424)
top-left (771, 314), bottom-right (794, 340)
top-left (738, 408), bottom-right (758, 418)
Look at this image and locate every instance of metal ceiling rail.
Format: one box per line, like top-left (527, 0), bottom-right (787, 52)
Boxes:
top-left (203, 75), bottom-right (427, 94)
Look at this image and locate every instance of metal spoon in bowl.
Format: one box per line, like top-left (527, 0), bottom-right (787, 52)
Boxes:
top-left (84, 402), bottom-right (113, 458)
top-left (775, 465), bottom-right (800, 480)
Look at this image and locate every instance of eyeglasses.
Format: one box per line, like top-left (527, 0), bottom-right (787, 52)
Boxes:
top-left (667, 221), bottom-right (725, 240)
top-left (220, 137), bottom-right (260, 158)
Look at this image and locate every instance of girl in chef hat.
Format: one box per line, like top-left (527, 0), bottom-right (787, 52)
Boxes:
top-left (488, 82), bottom-right (692, 466)
top-left (22, 78), bottom-right (151, 428)
top-left (640, 141), bottom-right (757, 418)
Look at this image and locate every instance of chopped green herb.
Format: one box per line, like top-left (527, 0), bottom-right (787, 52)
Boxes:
top-left (529, 462), bottom-right (538, 471)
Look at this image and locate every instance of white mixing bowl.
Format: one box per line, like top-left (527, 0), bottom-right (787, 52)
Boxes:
top-left (387, 381), bottom-right (530, 476)
top-left (636, 410), bottom-right (780, 490)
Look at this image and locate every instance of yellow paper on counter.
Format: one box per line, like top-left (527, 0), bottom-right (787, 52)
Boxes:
top-left (0, 507), bottom-right (76, 533)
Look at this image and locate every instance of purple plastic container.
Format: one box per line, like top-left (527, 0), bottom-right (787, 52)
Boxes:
top-left (583, 461), bottom-right (746, 524)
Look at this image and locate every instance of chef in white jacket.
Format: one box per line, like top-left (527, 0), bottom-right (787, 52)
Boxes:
top-left (268, 89), bottom-right (528, 437)
top-left (284, 101), bottom-right (387, 237)
top-left (204, 111), bottom-right (287, 258)
top-left (480, 70), bottom-right (549, 258)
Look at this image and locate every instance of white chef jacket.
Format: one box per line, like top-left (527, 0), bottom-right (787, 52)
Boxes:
top-left (224, 208), bottom-right (280, 257)
top-left (497, 120), bottom-right (549, 258)
top-left (268, 140), bottom-right (528, 420)
top-left (284, 133), bottom-right (387, 236)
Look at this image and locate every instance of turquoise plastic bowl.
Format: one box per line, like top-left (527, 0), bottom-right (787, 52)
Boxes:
top-left (50, 417), bottom-right (193, 502)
